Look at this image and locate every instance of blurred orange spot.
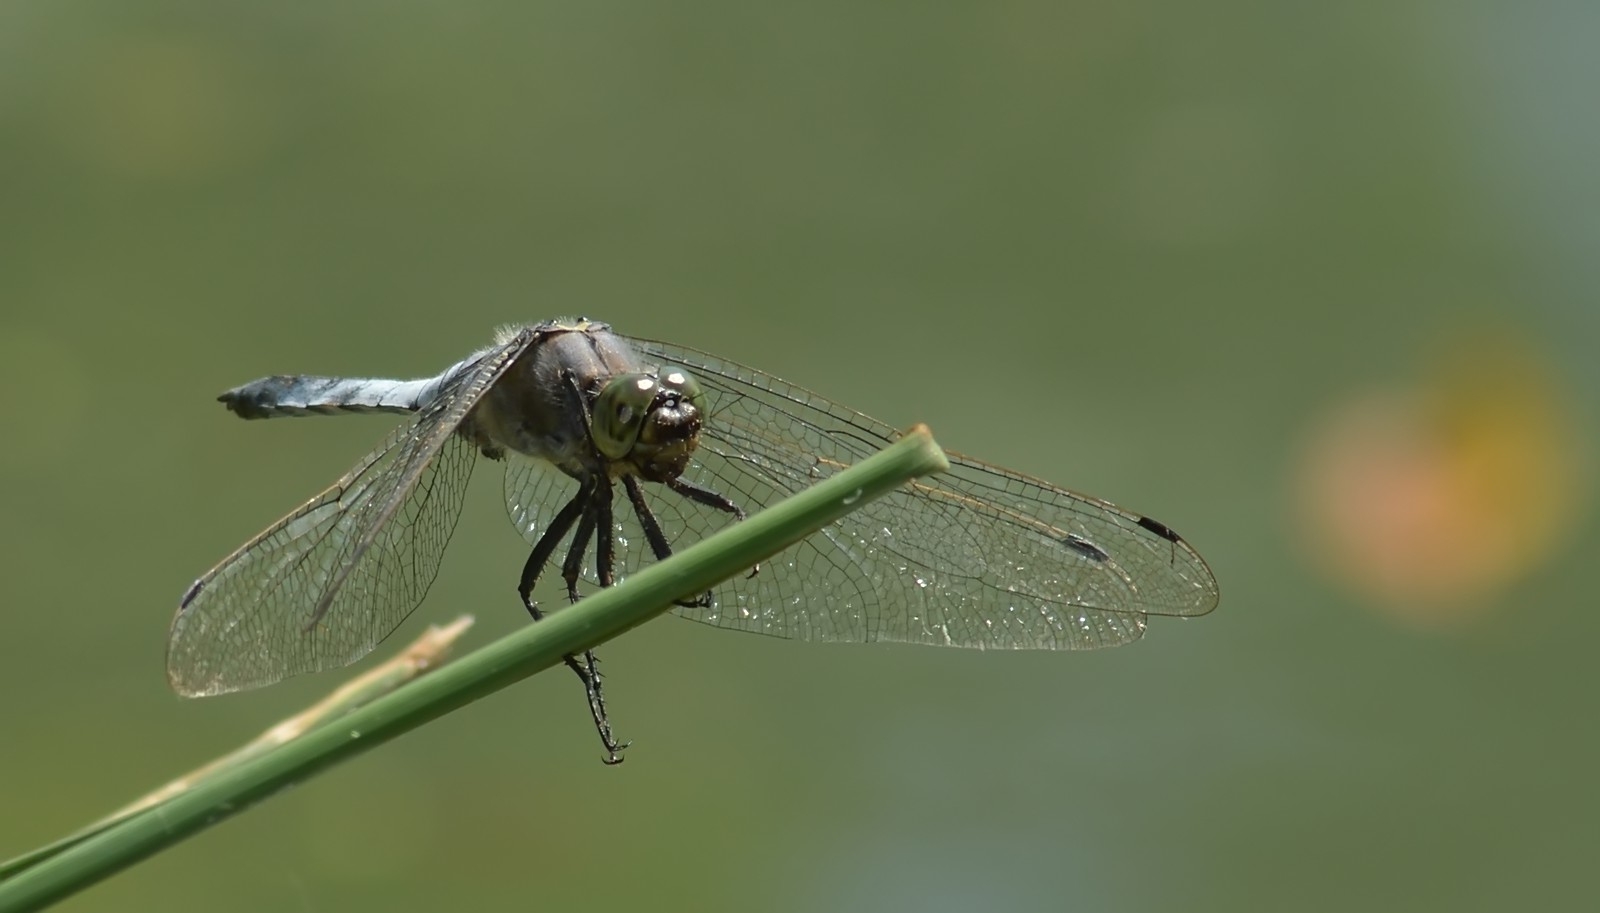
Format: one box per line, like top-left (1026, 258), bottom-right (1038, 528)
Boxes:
top-left (1295, 332), bottom-right (1590, 626)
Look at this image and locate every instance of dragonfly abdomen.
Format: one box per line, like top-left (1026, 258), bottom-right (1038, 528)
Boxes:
top-left (219, 373), bottom-right (447, 419)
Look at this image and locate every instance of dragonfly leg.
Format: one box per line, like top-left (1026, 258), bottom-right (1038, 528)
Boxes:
top-left (519, 476), bottom-right (629, 765)
top-left (586, 480), bottom-right (633, 762)
top-left (517, 478), bottom-right (588, 611)
top-left (561, 490), bottom-right (600, 603)
top-left (622, 475), bottom-right (714, 608)
top-left (560, 478), bottom-right (630, 764)
top-left (593, 476), bottom-right (617, 590)
top-left (663, 476), bottom-right (761, 583)
top-left (665, 476), bottom-right (747, 520)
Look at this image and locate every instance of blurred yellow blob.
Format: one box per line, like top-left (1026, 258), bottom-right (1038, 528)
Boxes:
top-left (1295, 332), bottom-right (1591, 626)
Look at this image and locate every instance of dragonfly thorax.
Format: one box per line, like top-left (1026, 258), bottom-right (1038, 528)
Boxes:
top-left (463, 323), bottom-right (704, 485)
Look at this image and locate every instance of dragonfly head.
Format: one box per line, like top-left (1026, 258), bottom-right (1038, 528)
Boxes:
top-left (591, 368), bottom-right (704, 482)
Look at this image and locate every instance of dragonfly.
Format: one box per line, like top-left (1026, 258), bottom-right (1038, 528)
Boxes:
top-left (170, 318), bottom-right (1219, 762)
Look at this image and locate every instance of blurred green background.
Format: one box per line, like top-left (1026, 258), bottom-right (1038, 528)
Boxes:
top-left (3, 2), bottom-right (1597, 911)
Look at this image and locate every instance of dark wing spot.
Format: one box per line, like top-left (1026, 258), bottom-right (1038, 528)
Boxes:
top-left (1137, 516), bottom-right (1182, 543)
top-left (1063, 534), bottom-right (1110, 562)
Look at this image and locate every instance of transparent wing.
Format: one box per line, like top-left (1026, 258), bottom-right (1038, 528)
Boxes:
top-left (505, 336), bottom-right (1218, 650)
top-left (168, 332), bottom-right (536, 695)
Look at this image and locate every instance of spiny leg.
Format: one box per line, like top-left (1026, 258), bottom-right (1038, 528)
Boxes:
top-left (561, 491), bottom-right (600, 603)
top-left (584, 484), bottom-right (633, 759)
top-left (517, 478), bottom-right (588, 611)
top-left (623, 476), bottom-right (714, 609)
top-left (518, 476), bottom-right (628, 764)
top-left (593, 476), bottom-right (617, 591)
top-left (663, 476), bottom-right (760, 585)
top-left (558, 481), bottom-right (628, 764)
top-left (665, 476), bottom-right (748, 520)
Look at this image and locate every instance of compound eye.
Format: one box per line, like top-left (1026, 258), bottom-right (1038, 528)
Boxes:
top-left (591, 374), bottom-right (657, 459)
top-left (658, 368), bottom-right (703, 409)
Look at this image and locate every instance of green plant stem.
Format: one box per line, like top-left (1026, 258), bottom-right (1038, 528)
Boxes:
top-left (0, 617), bottom-right (474, 882)
top-left (0, 425), bottom-right (950, 913)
